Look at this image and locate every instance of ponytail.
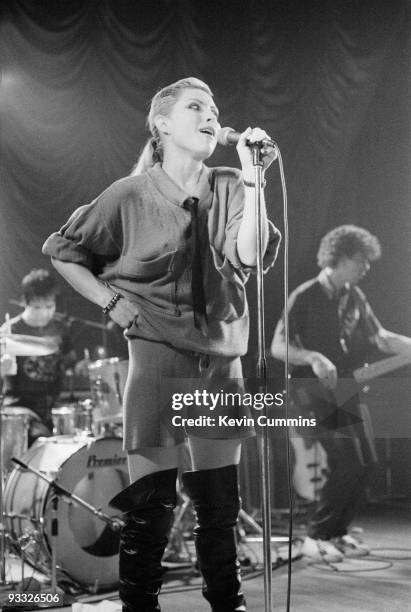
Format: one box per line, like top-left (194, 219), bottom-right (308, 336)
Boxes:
top-left (130, 136), bottom-right (163, 176)
top-left (130, 139), bottom-right (154, 176)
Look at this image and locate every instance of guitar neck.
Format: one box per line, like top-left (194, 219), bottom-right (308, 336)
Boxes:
top-left (354, 353), bottom-right (411, 384)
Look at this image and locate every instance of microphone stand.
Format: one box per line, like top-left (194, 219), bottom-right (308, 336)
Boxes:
top-left (251, 143), bottom-right (272, 612)
top-left (11, 457), bottom-right (124, 531)
top-left (10, 456), bottom-right (124, 600)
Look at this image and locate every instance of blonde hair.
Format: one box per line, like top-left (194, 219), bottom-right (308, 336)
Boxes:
top-left (130, 77), bottom-right (213, 176)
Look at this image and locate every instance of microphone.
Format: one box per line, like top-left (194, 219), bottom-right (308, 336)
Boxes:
top-left (217, 126), bottom-right (277, 149)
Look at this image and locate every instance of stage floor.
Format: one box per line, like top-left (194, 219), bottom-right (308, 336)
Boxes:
top-left (2, 501), bottom-right (410, 612)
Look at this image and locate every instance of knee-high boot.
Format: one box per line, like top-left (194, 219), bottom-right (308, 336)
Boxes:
top-left (182, 465), bottom-right (246, 612)
top-left (109, 468), bottom-right (178, 612)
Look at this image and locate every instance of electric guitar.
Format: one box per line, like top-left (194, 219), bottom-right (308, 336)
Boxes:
top-left (290, 353), bottom-right (411, 501)
top-left (290, 433), bottom-right (329, 502)
top-left (353, 352), bottom-right (411, 384)
top-left (292, 352), bottom-right (411, 412)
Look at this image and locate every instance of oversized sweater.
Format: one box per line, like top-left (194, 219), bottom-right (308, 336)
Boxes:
top-left (43, 163), bottom-right (281, 356)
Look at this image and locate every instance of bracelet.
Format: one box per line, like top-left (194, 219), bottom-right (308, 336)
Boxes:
top-left (102, 292), bottom-right (122, 314)
top-left (243, 178), bottom-right (267, 188)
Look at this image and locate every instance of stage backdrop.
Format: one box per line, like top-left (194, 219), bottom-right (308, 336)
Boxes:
top-left (0, 0), bottom-right (410, 357)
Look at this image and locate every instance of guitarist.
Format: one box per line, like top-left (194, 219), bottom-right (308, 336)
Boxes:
top-left (271, 225), bottom-right (411, 562)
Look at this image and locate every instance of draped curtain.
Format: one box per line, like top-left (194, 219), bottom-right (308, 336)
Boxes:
top-left (1, 0), bottom-right (410, 354)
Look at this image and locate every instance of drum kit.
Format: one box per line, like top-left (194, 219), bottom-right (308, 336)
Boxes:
top-left (0, 331), bottom-right (131, 599)
top-left (0, 331), bottom-right (265, 603)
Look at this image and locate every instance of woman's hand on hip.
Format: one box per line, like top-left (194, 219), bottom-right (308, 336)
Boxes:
top-left (109, 298), bottom-right (140, 329)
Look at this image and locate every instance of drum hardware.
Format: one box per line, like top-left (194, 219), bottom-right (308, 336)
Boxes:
top-left (63, 367), bottom-right (77, 405)
top-left (113, 372), bottom-right (122, 406)
top-left (93, 346), bottom-right (107, 361)
top-left (1, 409), bottom-right (30, 474)
top-left (0, 316), bottom-right (58, 586)
top-left (88, 358), bottom-right (127, 437)
top-left (4, 437), bottom-right (128, 591)
top-left (12, 530), bottom-right (42, 594)
top-left (4, 513), bottom-right (37, 521)
top-left (48, 495), bottom-right (64, 601)
top-left (239, 505), bottom-right (263, 532)
top-left (17, 530), bottom-right (42, 551)
top-left (2, 517), bottom-right (41, 556)
top-left (52, 401), bottom-right (94, 438)
top-left (163, 487), bottom-right (196, 568)
top-left (162, 492), bottom-right (267, 573)
top-left (11, 456), bottom-right (125, 533)
top-left (9, 454), bottom-right (124, 598)
top-left (93, 422), bottom-right (123, 439)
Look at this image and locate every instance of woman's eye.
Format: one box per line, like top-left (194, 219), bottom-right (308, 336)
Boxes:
top-left (189, 103), bottom-right (200, 110)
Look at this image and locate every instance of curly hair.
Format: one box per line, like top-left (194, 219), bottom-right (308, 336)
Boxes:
top-left (21, 269), bottom-right (58, 304)
top-left (317, 225), bottom-right (381, 269)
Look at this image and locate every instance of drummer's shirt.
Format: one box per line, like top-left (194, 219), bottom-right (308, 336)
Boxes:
top-left (43, 164), bottom-right (281, 357)
top-left (1, 315), bottom-right (72, 403)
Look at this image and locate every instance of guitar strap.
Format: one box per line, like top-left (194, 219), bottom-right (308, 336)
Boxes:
top-left (356, 401), bottom-right (378, 464)
top-left (338, 287), bottom-right (359, 354)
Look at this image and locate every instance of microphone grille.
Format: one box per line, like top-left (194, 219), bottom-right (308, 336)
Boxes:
top-left (217, 126), bottom-right (235, 146)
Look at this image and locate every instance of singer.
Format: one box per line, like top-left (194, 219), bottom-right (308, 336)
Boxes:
top-left (43, 77), bottom-right (281, 612)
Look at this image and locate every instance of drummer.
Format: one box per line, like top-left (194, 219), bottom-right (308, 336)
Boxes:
top-left (1, 269), bottom-right (76, 445)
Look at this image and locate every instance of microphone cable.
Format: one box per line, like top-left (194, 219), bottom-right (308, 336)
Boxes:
top-left (273, 144), bottom-right (294, 612)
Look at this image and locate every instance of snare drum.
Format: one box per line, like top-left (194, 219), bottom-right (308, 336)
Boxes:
top-left (88, 358), bottom-right (128, 436)
top-left (4, 436), bottom-right (129, 590)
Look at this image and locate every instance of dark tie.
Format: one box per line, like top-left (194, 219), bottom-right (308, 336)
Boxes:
top-left (183, 197), bottom-right (208, 334)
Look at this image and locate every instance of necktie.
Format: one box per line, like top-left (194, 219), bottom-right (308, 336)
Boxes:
top-left (183, 197), bottom-right (208, 334)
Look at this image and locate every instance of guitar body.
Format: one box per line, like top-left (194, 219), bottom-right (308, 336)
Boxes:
top-left (287, 353), bottom-right (407, 496)
top-left (290, 433), bottom-right (329, 502)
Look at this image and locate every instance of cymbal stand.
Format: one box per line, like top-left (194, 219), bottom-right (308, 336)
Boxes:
top-left (50, 494), bottom-right (58, 595)
top-left (0, 328), bottom-right (11, 586)
top-left (0, 391), bottom-right (7, 586)
top-left (163, 485), bottom-right (195, 567)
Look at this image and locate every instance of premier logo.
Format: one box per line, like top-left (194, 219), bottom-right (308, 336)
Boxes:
top-left (86, 454), bottom-right (127, 468)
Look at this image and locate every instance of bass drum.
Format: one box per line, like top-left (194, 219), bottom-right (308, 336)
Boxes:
top-left (4, 436), bottom-right (129, 590)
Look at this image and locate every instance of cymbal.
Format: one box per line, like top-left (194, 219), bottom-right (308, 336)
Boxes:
top-left (1, 406), bottom-right (39, 419)
top-left (0, 333), bottom-right (59, 356)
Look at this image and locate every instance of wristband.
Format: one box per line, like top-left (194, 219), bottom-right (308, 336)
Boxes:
top-left (102, 292), bottom-right (122, 314)
top-left (243, 178), bottom-right (267, 188)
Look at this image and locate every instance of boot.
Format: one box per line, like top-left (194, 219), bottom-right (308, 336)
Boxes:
top-left (109, 468), bottom-right (178, 612)
top-left (182, 465), bottom-right (246, 612)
